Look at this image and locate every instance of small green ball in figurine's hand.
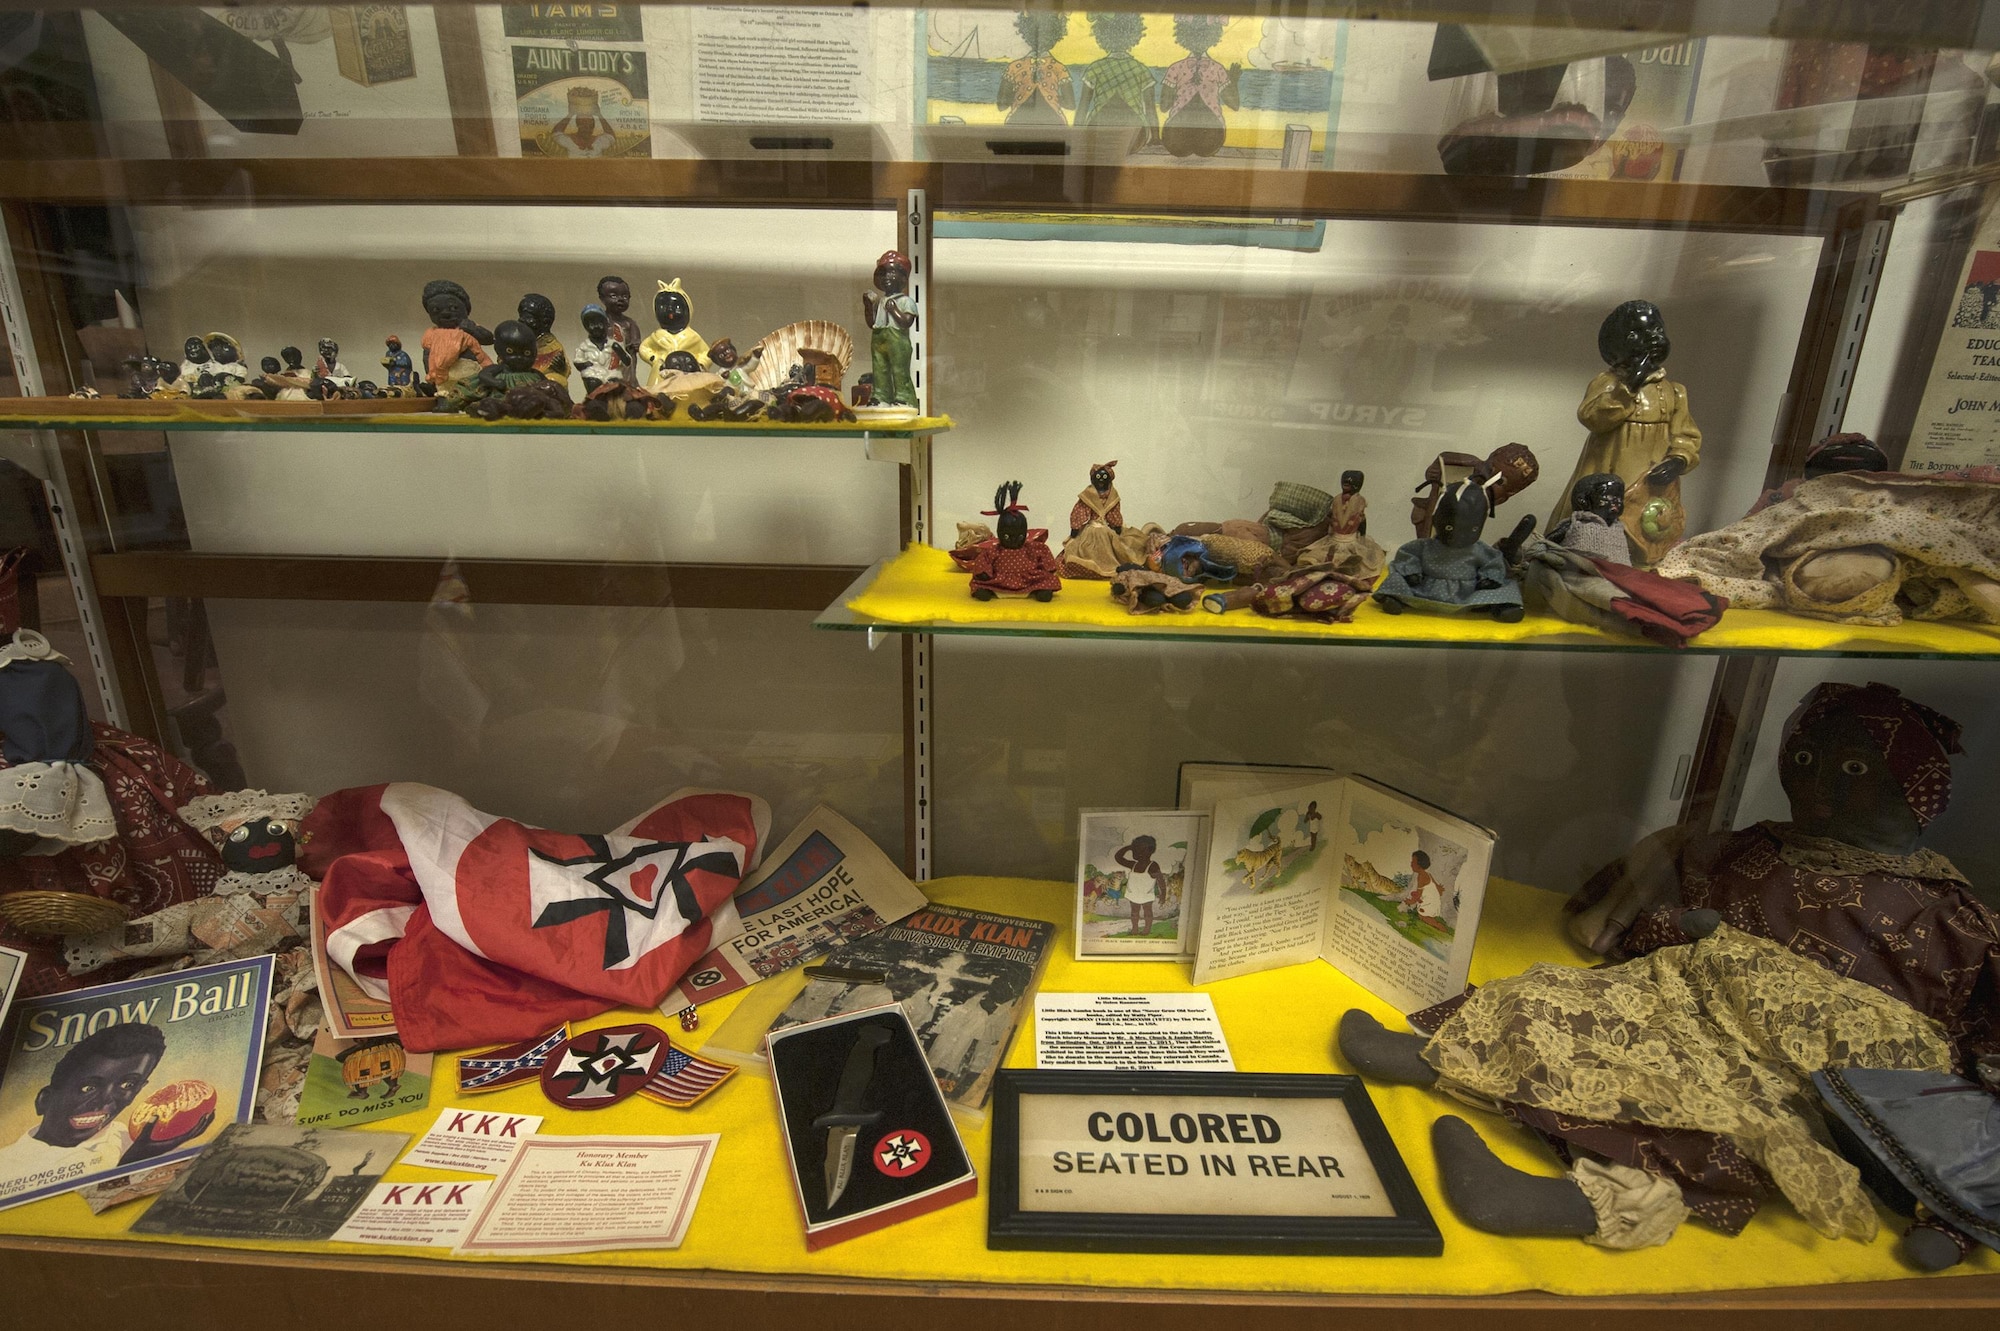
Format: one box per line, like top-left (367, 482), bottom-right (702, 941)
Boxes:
top-left (1640, 498), bottom-right (1674, 539)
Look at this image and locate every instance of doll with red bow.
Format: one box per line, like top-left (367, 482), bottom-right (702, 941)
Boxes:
top-left (960, 482), bottom-right (1062, 602)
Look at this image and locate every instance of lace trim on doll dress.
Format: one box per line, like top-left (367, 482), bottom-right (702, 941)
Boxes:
top-left (178, 789), bottom-right (317, 833)
top-left (1421, 924), bottom-right (1958, 1241)
top-left (0, 760), bottom-right (117, 844)
top-left (1763, 821), bottom-right (1969, 885)
top-left (213, 864), bottom-right (317, 898)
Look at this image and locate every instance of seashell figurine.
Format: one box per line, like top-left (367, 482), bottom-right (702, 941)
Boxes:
top-left (746, 320), bottom-right (854, 393)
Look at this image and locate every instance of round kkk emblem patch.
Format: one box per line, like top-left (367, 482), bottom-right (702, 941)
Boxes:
top-left (873, 1129), bottom-right (931, 1179)
top-left (540, 1023), bottom-right (669, 1109)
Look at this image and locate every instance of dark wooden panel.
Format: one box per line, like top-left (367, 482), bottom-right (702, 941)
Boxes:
top-left (89, 552), bottom-right (866, 611)
top-left (1, 0), bottom-right (1987, 53)
top-left (0, 1236), bottom-right (1995, 1331)
top-left (0, 159), bottom-right (1846, 235)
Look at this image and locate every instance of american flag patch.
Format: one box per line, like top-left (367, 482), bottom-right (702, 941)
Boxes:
top-left (638, 1043), bottom-right (737, 1108)
top-left (456, 1025), bottom-right (569, 1094)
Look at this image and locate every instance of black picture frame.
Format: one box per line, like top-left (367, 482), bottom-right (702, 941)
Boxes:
top-left (988, 1069), bottom-right (1442, 1256)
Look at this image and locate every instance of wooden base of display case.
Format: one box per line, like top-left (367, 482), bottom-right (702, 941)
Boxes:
top-left (0, 1236), bottom-right (1995, 1331)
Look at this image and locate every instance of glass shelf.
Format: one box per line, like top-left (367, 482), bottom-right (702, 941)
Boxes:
top-left (816, 551), bottom-right (2000, 660)
top-left (0, 400), bottom-right (953, 438)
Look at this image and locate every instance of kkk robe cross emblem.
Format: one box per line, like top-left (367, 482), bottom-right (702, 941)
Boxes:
top-left (540, 1025), bottom-right (670, 1109)
top-left (874, 1129), bottom-right (930, 1178)
top-left (529, 834), bottom-right (741, 969)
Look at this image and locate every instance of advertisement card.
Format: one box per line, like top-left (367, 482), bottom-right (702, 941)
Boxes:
top-left (513, 43), bottom-right (651, 157)
top-left (0, 955), bottom-right (272, 1210)
top-left (132, 1122), bottom-right (409, 1241)
top-left (295, 1029), bottom-right (432, 1129)
top-left (455, 1134), bottom-right (718, 1255)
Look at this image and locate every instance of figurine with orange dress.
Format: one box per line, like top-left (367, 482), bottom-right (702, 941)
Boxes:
top-left (419, 279), bottom-right (493, 409)
top-left (965, 482), bottom-right (1062, 602)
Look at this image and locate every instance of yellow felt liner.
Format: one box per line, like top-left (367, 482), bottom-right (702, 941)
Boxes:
top-left (0, 874), bottom-right (1991, 1296)
top-left (844, 546), bottom-right (2000, 657)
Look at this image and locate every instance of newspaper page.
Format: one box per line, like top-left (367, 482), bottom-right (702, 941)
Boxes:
top-left (658, 805), bottom-right (927, 1014)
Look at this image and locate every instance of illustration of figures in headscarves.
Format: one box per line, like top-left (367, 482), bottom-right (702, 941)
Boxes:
top-left (998, 11), bottom-right (1074, 125)
top-left (1161, 14), bottom-right (1240, 157)
top-left (1077, 12), bottom-right (1157, 144)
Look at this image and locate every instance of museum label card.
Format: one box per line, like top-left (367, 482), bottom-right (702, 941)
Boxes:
top-left (401, 1108), bottom-right (541, 1174)
top-left (333, 1179), bottom-right (490, 1248)
top-left (455, 1134), bottom-right (719, 1256)
top-left (1034, 994), bottom-right (1234, 1071)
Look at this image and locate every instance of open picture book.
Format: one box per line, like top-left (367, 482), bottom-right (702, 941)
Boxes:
top-left (1179, 764), bottom-right (1494, 1012)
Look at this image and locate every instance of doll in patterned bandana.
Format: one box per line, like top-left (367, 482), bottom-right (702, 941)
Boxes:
top-left (1339, 682), bottom-right (2000, 1266)
top-left (962, 482), bottom-right (1061, 602)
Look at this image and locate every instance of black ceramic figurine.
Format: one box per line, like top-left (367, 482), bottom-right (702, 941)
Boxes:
top-left (1551, 300), bottom-right (1702, 568)
top-left (517, 293), bottom-right (568, 386)
top-left (447, 320), bottom-right (570, 420)
top-left (312, 338), bottom-right (354, 397)
top-left (638, 279), bottom-right (707, 386)
top-left (421, 279), bottom-right (494, 409)
top-left (596, 275), bottom-right (642, 354)
top-left (574, 304), bottom-right (629, 396)
top-left (862, 250), bottom-right (918, 408)
top-left (380, 336), bottom-right (416, 394)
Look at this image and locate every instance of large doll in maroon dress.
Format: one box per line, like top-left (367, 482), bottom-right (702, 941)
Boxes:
top-left (957, 482), bottom-right (1062, 602)
top-left (0, 622), bottom-right (221, 999)
top-left (1338, 682), bottom-right (2000, 1267)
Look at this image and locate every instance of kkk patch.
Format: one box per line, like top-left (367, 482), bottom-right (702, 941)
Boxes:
top-left (874, 1129), bottom-right (930, 1178)
top-left (540, 1023), bottom-right (669, 1109)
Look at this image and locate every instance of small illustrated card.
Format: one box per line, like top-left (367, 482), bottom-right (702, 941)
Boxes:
top-left (1072, 810), bottom-right (1208, 961)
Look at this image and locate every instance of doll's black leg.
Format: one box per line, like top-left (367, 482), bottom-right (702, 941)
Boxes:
top-left (971, 588), bottom-right (997, 601)
top-left (1336, 1010), bottom-right (1437, 1086)
top-left (1491, 604), bottom-right (1525, 624)
top-left (1031, 590), bottom-right (1054, 602)
top-left (1431, 1116), bottom-right (1597, 1237)
top-left (1376, 596), bottom-right (1406, 615)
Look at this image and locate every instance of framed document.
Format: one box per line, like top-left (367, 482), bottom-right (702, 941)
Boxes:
top-left (988, 1070), bottom-right (1440, 1256)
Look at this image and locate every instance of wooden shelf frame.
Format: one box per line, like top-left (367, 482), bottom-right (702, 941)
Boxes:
top-left (6, 0), bottom-right (1995, 53)
top-left (0, 158), bottom-right (1849, 236)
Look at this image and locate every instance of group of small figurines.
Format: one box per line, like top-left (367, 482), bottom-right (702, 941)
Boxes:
top-left (949, 300), bottom-right (1746, 647)
top-left (116, 254), bottom-right (923, 426)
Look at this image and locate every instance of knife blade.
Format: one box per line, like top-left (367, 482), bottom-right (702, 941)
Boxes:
top-left (811, 1023), bottom-right (891, 1209)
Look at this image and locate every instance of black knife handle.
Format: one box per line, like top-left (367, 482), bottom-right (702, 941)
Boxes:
top-left (831, 1024), bottom-right (891, 1116)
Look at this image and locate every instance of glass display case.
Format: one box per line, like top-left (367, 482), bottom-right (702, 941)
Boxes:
top-left (0, 1), bottom-right (1995, 1322)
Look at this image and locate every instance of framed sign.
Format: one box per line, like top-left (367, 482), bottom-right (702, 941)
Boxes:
top-left (988, 1070), bottom-right (1440, 1256)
